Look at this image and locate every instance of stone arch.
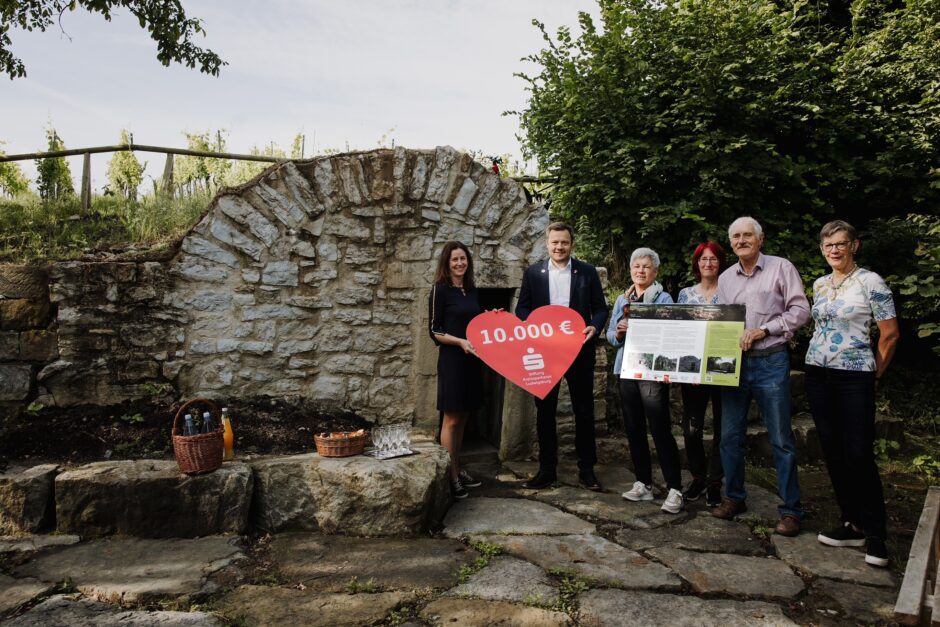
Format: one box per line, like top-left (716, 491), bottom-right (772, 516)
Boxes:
top-left (169, 146), bottom-right (548, 450)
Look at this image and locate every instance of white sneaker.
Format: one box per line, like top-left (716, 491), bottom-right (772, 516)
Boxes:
top-left (622, 481), bottom-right (654, 502)
top-left (661, 488), bottom-right (684, 514)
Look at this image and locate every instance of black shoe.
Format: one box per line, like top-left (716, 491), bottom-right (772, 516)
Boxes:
top-left (682, 477), bottom-right (708, 501)
top-left (578, 470), bottom-right (603, 492)
top-left (451, 479), bottom-right (468, 500)
top-left (521, 473), bottom-right (557, 490)
top-left (865, 537), bottom-right (889, 568)
top-left (458, 470), bottom-right (482, 488)
top-left (818, 522), bottom-right (865, 548)
top-left (705, 482), bottom-right (722, 508)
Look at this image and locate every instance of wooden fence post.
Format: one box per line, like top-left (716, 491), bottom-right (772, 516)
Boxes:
top-left (161, 153), bottom-right (174, 198)
top-left (80, 152), bottom-right (92, 211)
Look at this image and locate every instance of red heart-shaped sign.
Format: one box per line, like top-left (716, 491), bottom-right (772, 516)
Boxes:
top-left (467, 305), bottom-right (586, 399)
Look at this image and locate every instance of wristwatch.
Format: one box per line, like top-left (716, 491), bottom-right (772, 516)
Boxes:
top-left (759, 324), bottom-right (770, 336)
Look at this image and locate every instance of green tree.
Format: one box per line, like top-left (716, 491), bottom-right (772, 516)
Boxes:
top-left (515, 0), bottom-right (939, 290)
top-left (1, 0), bottom-right (226, 79)
top-left (0, 141), bottom-right (30, 197)
top-left (106, 130), bottom-right (145, 200)
top-left (35, 128), bottom-right (73, 201)
top-left (175, 129), bottom-right (231, 195)
top-left (290, 132), bottom-right (304, 159)
top-left (224, 142), bottom-right (285, 186)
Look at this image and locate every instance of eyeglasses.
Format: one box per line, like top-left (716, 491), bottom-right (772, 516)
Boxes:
top-left (822, 241), bottom-right (852, 252)
top-left (698, 257), bottom-right (719, 265)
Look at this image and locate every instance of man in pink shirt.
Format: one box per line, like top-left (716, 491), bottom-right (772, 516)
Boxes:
top-left (712, 216), bottom-right (810, 537)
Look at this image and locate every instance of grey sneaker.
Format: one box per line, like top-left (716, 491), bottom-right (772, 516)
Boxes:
top-left (661, 488), bottom-right (684, 514)
top-left (458, 470), bottom-right (482, 488)
top-left (622, 481), bottom-right (654, 502)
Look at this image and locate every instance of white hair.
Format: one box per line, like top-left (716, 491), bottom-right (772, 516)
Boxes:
top-left (630, 247), bottom-right (661, 270)
top-left (728, 216), bottom-right (763, 239)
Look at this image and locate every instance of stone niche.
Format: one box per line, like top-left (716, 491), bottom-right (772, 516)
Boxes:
top-left (3, 147), bottom-right (611, 461)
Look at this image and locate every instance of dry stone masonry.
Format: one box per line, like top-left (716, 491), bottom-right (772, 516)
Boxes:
top-left (0, 146), bottom-right (609, 461)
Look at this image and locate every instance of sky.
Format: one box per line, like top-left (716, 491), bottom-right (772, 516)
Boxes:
top-left (1, 0), bottom-right (598, 192)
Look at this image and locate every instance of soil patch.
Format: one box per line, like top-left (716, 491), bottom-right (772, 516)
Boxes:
top-left (0, 397), bottom-right (371, 470)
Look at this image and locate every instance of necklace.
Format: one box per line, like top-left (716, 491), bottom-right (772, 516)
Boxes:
top-left (831, 264), bottom-right (859, 291)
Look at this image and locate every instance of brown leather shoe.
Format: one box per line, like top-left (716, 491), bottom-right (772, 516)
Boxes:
top-left (711, 497), bottom-right (747, 520)
top-left (775, 514), bottom-right (801, 537)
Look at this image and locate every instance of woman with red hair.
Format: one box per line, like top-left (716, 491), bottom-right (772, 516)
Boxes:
top-left (677, 241), bottom-right (727, 507)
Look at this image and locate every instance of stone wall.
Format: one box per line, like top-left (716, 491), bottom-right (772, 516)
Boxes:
top-left (0, 147), bottom-right (609, 461)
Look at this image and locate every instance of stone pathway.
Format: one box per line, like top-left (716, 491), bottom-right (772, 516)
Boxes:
top-left (0, 461), bottom-right (900, 625)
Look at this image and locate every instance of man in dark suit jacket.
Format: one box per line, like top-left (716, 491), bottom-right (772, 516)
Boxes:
top-left (516, 222), bottom-right (609, 491)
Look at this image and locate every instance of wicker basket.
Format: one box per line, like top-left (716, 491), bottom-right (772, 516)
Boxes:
top-left (172, 398), bottom-right (224, 475)
top-left (314, 430), bottom-right (368, 458)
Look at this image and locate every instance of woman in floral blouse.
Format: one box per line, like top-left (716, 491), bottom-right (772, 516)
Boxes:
top-left (806, 220), bottom-right (899, 568)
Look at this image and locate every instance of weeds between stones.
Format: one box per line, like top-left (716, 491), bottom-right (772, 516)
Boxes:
top-left (739, 514), bottom-right (773, 539)
top-left (342, 575), bottom-right (379, 593)
top-left (455, 539), bottom-right (504, 584)
top-left (546, 567), bottom-right (591, 615)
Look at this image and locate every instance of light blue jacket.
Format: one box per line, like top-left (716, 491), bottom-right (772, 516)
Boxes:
top-left (606, 286), bottom-right (674, 374)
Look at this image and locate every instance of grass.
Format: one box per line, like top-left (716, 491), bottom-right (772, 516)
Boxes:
top-left (0, 191), bottom-right (211, 263)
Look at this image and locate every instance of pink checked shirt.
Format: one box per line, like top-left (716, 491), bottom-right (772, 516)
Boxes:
top-left (716, 253), bottom-right (810, 351)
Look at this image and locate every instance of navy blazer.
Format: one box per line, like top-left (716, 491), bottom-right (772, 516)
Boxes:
top-left (516, 258), bottom-right (609, 334)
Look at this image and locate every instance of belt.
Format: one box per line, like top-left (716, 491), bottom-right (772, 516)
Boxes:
top-left (744, 344), bottom-right (787, 358)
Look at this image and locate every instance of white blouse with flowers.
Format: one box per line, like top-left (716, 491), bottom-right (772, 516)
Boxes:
top-left (805, 268), bottom-right (896, 371)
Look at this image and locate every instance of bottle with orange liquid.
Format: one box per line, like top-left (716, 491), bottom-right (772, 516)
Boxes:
top-left (221, 407), bottom-right (235, 461)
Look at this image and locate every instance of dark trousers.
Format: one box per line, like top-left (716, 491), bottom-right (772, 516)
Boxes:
top-left (619, 379), bottom-right (681, 490)
top-left (680, 384), bottom-right (723, 484)
top-left (805, 365), bottom-right (887, 540)
top-left (534, 346), bottom-right (597, 474)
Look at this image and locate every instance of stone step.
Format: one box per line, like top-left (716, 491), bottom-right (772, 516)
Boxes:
top-left (594, 412), bottom-right (903, 468)
top-left (458, 439), bottom-right (500, 466)
top-left (55, 461), bottom-right (253, 538)
top-left (5, 443), bottom-right (452, 540)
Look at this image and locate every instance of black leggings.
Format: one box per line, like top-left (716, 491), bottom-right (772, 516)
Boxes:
top-left (680, 384), bottom-right (723, 484)
top-left (805, 365), bottom-right (887, 540)
top-left (619, 379), bottom-right (681, 490)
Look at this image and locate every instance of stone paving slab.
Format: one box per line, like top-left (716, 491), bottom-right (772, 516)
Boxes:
top-left (421, 597), bottom-right (571, 626)
top-left (213, 586), bottom-right (412, 627)
top-left (269, 533), bottom-right (477, 592)
top-left (647, 547), bottom-right (804, 599)
top-left (2, 594), bottom-right (223, 626)
top-left (0, 534), bottom-right (80, 555)
top-left (740, 483), bottom-right (784, 521)
top-left (0, 573), bottom-right (53, 616)
top-left (14, 536), bottom-right (245, 605)
top-left (474, 534), bottom-right (680, 591)
top-left (812, 578), bottom-right (897, 624)
top-left (532, 486), bottom-right (690, 529)
top-left (618, 515), bottom-right (765, 555)
top-left (445, 556), bottom-right (558, 606)
top-left (771, 533), bottom-right (896, 588)
top-left (578, 589), bottom-right (797, 626)
top-left (442, 497), bottom-right (595, 538)
top-left (501, 461), bottom-right (639, 496)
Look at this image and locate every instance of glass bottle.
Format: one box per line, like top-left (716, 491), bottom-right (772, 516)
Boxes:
top-left (202, 411), bottom-right (213, 433)
top-left (221, 407), bottom-right (234, 461)
top-left (183, 413), bottom-right (195, 436)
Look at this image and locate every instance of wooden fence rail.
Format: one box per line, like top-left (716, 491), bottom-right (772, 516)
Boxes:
top-left (895, 485), bottom-right (940, 625)
top-left (0, 143), bottom-right (556, 210)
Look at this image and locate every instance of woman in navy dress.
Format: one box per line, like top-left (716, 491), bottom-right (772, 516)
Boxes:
top-left (429, 240), bottom-right (483, 499)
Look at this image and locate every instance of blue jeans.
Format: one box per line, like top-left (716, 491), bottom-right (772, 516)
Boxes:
top-left (720, 349), bottom-right (803, 518)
